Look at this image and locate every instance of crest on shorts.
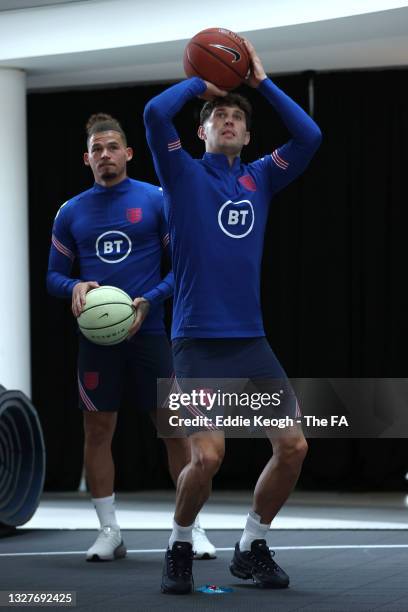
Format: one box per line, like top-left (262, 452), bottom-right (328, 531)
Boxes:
top-left (127, 208), bottom-right (142, 223)
top-left (84, 372), bottom-right (99, 391)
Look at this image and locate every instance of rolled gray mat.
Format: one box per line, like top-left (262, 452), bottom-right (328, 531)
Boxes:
top-left (0, 385), bottom-right (45, 528)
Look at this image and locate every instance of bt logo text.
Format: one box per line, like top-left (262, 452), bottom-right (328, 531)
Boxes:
top-left (96, 230), bottom-right (132, 263)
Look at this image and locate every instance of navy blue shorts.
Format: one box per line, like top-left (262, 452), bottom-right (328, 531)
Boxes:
top-left (170, 338), bottom-right (300, 429)
top-left (78, 334), bottom-right (173, 413)
top-left (173, 337), bottom-right (289, 379)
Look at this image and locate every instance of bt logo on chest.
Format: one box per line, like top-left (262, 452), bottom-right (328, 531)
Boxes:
top-left (96, 231), bottom-right (132, 263)
top-left (218, 199), bottom-right (254, 238)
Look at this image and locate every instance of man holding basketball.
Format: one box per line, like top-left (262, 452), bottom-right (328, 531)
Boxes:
top-left (47, 113), bottom-right (216, 562)
top-left (144, 38), bottom-right (321, 593)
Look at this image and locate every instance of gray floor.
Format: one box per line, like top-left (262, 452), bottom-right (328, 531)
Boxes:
top-left (2, 492), bottom-right (408, 611)
top-left (1, 529), bottom-right (408, 611)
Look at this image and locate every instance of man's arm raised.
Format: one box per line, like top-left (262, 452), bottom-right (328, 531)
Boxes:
top-left (244, 38), bottom-right (322, 193)
top-left (143, 78), bottom-right (226, 188)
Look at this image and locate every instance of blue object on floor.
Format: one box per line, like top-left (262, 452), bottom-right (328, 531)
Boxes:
top-left (197, 584), bottom-right (234, 594)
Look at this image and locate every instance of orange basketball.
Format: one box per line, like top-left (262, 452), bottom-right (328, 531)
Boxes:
top-left (183, 28), bottom-right (250, 91)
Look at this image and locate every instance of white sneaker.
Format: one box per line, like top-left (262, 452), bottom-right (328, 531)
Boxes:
top-left (192, 523), bottom-right (216, 559)
top-left (86, 525), bottom-right (127, 562)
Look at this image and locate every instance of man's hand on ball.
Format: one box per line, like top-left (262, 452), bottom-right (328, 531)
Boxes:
top-left (242, 39), bottom-right (267, 88)
top-left (200, 81), bottom-right (228, 100)
top-left (72, 281), bottom-right (100, 318)
top-left (128, 297), bottom-right (150, 338)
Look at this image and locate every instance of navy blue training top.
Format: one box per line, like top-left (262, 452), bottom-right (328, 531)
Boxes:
top-left (144, 77), bottom-right (322, 339)
top-left (47, 177), bottom-right (173, 334)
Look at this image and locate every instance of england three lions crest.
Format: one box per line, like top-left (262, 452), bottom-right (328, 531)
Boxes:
top-left (127, 208), bottom-right (143, 223)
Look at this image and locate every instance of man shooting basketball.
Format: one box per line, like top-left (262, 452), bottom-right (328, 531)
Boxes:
top-left (47, 113), bottom-right (216, 563)
top-left (144, 39), bottom-right (321, 593)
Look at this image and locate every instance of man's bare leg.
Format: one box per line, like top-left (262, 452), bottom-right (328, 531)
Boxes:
top-left (253, 429), bottom-right (308, 522)
top-left (83, 412), bottom-right (117, 498)
top-left (173, 431), bottom-right (225, 530)
top-left (161, 434), bottom-right (217, 558)
top-left (161, 431), bottom-right (225, 593)
top-left (230, 428), bottom-right (307, 588)
top-left (83, 411), bottom-right (125, 561)
top-left (162, 436), bottom-right (190, 484)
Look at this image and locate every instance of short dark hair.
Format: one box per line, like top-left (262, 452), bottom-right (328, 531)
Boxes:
top-left (86, 113), bottom-right (127, 146)
top-left (200, 94), bottom-right (252, 129)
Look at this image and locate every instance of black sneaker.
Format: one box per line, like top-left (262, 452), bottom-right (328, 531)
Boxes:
top-left (230, 539), bottom-right (289, 588)
top-left (161, 541), bottom-right (194, 594)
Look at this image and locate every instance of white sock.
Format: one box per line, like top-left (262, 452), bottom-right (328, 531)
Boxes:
top-left (239, 510), bottom-right (270, 551)
top-left (169, 519), bottom-right (194, 548)
top-left (92, 494), bottom-right (119, 529)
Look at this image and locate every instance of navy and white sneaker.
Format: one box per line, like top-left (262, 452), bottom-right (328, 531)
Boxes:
top-left (230, 539), bottom-right (289, 588)
top-left (161, 541), bottom-right (194, 594)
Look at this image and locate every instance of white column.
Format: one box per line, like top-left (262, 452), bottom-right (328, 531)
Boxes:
top-left (0, 69), bottom-right (31, 396)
